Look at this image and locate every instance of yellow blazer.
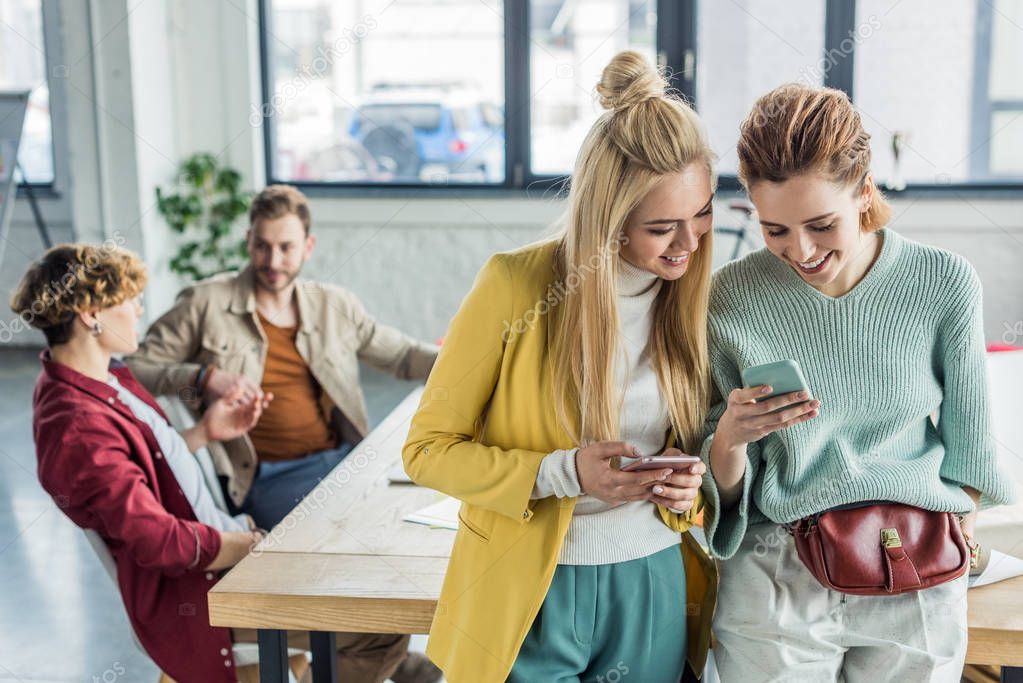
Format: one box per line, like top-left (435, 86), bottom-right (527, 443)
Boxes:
top-left (403, 239), bottom-right (718, 682)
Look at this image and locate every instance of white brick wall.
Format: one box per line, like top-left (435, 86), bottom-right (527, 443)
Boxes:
top-left (297, 196), bottom-right (1023, 346)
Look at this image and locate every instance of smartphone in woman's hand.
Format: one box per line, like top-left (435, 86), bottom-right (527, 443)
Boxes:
top-left (620, 454), bottom-right (702, 472)
top-left (741, 359), bottom-right (811, 405)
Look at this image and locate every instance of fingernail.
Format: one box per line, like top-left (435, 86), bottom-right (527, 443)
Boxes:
top-left (761, 386), bottom-right (772, 394)
top-left (653, 486), bottom-right (664, 494)
top-left (798, 391), bottom-right (809, 399)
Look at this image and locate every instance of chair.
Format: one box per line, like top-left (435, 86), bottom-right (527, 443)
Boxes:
top-left (155, 396), bottom-right (228, 511)
top-left (84, 529), bottom-right (310, 682)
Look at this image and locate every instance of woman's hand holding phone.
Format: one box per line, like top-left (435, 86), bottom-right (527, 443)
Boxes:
top-left (719, 385), bottom-right (820, 446)
top-left (711, 385), bottom-right (820, 509)
top-left (643, 448), bottom-right (706, 512)
top-left (575, 442), bottom-right (704, 510)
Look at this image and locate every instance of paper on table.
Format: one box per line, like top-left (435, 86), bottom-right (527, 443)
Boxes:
top-left (403, 496), bottom-right (460, 531)
top-left (387, 462), bottom-right (413, 484)
top-left (968, 549), bottom-right (1023, 589)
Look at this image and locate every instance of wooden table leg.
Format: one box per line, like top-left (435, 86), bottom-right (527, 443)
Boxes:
top-left (310, 631), bottom-right (338, 683)
top-left (1003, 667), bottom-right (1023, 683)
top-left (257, 629), bottom-right (289, 683)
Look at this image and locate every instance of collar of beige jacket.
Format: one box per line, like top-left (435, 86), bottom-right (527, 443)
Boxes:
top-left (229, 265), bottom-right (317, 334)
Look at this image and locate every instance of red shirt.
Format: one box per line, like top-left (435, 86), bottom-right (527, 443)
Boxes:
top-left (32, 352), bottom-right (237, 682)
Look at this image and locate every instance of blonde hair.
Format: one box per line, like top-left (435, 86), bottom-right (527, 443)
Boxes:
top-left (550, 50), bottom-right (715, 452)
top-left (737, 83), bottom-right (891, 232)
top-left (9, 243), bottom-right (147, 346)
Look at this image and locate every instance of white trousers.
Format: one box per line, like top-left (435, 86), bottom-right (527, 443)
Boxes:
top-left (713, 522), bottom-right (968, 683)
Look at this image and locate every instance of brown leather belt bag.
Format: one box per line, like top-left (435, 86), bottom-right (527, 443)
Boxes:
top-left (784, 501), bottom-right (970, 596)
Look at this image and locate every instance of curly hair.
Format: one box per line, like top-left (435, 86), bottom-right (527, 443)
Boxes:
top-left (9, 243), bottom-right (147, 346)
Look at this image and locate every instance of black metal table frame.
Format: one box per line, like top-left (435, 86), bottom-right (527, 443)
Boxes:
top-left (258, 629), bottom-right (337, 682)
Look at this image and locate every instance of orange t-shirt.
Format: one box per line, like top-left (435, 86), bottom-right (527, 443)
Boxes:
top-left (248, 312), bottom-right (336, 461)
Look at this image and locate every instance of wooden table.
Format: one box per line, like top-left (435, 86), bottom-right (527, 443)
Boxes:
top-left (209, 386), bottom-right (1023, 682)
top-left (208, 386), bottom-right (454, 681)
top-left (967, 575), bottom-right (1023, 681)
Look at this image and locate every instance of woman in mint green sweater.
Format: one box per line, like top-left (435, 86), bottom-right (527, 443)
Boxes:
top-left (700, 83), bottom-right (1016, 682)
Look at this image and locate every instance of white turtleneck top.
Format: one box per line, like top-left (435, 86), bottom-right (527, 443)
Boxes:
top-left (531, 256), bottom-right (683, 565)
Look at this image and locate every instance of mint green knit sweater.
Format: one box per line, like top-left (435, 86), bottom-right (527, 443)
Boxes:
top-left (700, 228), bottom-right (1016, 560)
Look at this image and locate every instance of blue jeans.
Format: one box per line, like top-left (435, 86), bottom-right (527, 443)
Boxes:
top-left (238, 443), bottom-right (353, 530)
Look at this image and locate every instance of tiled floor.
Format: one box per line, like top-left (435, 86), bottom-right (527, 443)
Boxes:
top-left (0, 346), bottom-right (425, 682)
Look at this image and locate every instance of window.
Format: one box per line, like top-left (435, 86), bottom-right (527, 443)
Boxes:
top-left (974, 0), bottom-right (1023, 179)
top-left (258, 0), bottom-right (1023, 192)
top-left (265, 0), bottom-right (504, 185)
top-left (0, 0), bottom-right (54, 185)
top-left (696, 0), bottom-right (826, 176)
top-left (529, 0), bottom-right (657, 176)
top-left (854, 0), bottom-right (1023, 188)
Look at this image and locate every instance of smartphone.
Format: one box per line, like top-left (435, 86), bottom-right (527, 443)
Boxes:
top-left (621, 455), bottom-right (702, 472)
top-left (741, 359), bottom-right (811, 403)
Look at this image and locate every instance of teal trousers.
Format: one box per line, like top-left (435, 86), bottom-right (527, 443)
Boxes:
top-left (507, 545), bottom-right (687, 683)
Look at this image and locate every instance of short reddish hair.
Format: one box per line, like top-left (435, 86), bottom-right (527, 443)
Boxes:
top-left (737, 84), bottom-right (892, 232)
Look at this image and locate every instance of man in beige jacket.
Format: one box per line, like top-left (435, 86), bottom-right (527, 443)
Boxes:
top-left (127, 184), bottom-right (439, 683)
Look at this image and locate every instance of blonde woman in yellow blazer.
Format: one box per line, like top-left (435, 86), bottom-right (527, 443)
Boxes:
top-left (403, 52), bottom-right (718, 682)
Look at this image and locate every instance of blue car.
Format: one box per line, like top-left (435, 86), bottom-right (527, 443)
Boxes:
top-left (349, 85), bottom-right (505, 183)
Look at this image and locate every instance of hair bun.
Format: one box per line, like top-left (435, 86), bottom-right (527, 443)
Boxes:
top-left (596, 50), bottom-right (666, 111)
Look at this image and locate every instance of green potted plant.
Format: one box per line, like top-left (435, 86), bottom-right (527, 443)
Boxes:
top-left (155, 152), bottom-right (252, 281)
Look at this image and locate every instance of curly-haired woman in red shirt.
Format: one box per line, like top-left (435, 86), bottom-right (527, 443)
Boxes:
top-left (12, 243), bottom-right (267, 683)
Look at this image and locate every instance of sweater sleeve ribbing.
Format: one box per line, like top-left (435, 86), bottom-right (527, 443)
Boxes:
top-left (936, 264), bottom-right (1017, 508)
top-left (699, 323), bottom-right (763, 559)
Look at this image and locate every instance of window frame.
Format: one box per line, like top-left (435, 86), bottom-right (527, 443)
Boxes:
top-left (10, 0), bottom-right (69, 218)
top-left (968, 0), bottom-right (1023, 185)
top-left (257, 0), bottom-right (1023, 196)
top-left (10, 0), bottom-right (66, 198)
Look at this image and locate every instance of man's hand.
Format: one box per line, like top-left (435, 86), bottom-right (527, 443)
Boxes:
top-left (202, 385), bottom-right (273, 442)
top-left (203, 367), bottom-right (263, 403)
top-left (182, 386), bottom-right (273, 452)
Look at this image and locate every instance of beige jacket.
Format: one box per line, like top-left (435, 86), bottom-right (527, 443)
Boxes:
top-left (126, 266), bottom-right (438, 506)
